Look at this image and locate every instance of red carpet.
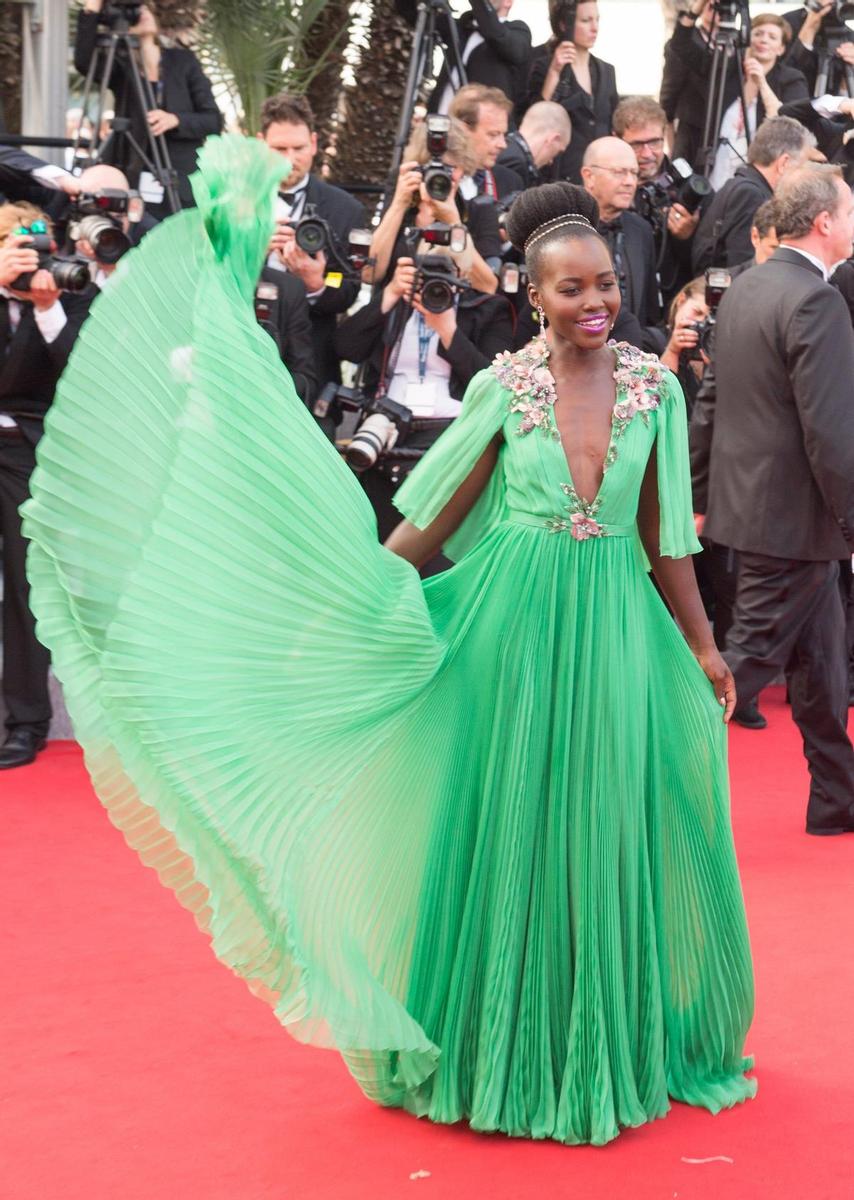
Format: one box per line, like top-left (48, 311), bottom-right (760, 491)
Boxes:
top-left (2, 686), bottom-right (852, 1200)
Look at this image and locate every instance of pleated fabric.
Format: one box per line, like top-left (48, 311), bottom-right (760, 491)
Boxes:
top-left (22, 135), bottom-right (756, 1146)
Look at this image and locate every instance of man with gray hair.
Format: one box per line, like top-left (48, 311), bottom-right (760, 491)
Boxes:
top-left (692, 115), bottom-right (814, 274)
top-left (696, 163), bottom-right (854, 835)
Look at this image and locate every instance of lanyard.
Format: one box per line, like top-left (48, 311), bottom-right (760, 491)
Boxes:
top-left (417, 312), bottom-right (434, 381)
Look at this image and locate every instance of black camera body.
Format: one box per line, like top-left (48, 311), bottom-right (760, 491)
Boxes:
top-left (419, 114), bottom-right (454, 202)
top-left (414, 253), bottom-right (466, 314)
top-left (806, 0), bottom-right (854, 21)
top-left (635, 158), bottom-right (713, 231)
top-left (67, 187), bottom-right (143, 264)
top-left (11, 233), bottom-right (91, 294)
top-left (100, 0), bottom-right (143, 28)
top-left (313, 384), bottom-right (413, 472)
top-left (685, 267), bottom-right (732, 361)
top-left (292, 204), bottom-right (374, 278)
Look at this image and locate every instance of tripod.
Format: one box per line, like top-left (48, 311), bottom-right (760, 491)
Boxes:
top-left (814, 25), bottom-right (854, 98)
top-left (699, 13), bottom-right (752, 180)
top-left (73, 15), bottom-right (181, 214)
top-left (384, 0), bottom-right (468, 210)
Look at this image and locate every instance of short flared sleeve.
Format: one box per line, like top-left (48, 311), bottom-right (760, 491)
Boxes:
top-left (393, 366), bottom-right (508, 562)
top-left (655, 369), bottom-right (703, 559)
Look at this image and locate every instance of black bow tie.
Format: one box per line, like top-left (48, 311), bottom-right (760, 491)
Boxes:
top-left (600, 217), bottom-right (624, 235)
top-left (279, 188), bottom-right (306, 205)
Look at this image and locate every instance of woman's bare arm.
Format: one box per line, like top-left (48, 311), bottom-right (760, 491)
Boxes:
top-left (384, 436), bottom-right (501, 568)
top-left (637, 445), bottom-right (736, 721)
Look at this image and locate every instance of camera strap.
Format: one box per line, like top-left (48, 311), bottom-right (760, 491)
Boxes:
top-left (417, 313), bottom-right (434, 382)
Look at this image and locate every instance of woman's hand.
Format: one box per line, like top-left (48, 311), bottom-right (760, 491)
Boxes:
top-left (550, 40), bottom-right (576, 74)
top-left (694, 645), bottom-right (737, 724)
top-left (801, 0), bottom-right (833, 40)
top-left (391, 161), bottom-right (423, 213)
top-left (381, 257), bottom-right (417, 313)
top-left (412, 295), bottom-right (457, 348)
top-left (147, 109), bottom-right (179, 135)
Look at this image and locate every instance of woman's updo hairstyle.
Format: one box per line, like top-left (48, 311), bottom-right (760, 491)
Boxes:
top-left (505, 182), bottom-right (607, 285)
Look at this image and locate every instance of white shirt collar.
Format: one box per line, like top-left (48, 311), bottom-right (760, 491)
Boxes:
top-left (780, 244), bottom-right (830, 281)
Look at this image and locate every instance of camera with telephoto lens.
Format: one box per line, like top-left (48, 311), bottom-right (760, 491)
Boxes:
top-left (635, 158), bottom-right (713, 230)
top-left (313, 384), bottom-right (413, 473)
top-left (68, 188), bottom-right (144, 264)
top-left (805, 0), bottom-right (854, 21)
top-left (685, 267), bottom-right (732, 361)
top-left (414, 253), bottom-right (466, 314)
top-left (419, 115), bottom-right (455, 203)
top-left (10, 221), bottom-right (91, 293)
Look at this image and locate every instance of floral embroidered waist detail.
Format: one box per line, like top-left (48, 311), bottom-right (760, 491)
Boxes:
top-left (506, 512), bottom-right (636, 541)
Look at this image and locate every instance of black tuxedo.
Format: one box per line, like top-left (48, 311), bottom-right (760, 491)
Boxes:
top-left (257, 267), bottom-right (318, 407)
top-left (74, 11), bottom-right (223, 206)
top-left (663, 21), bottom-right (809, 172)
top-left (395, 0), bottom-right (532, 117)
top-left (496, 131), bottom-right (540, 191)
top-left (0, 145), bottom-right (64, 204)
top-left (0, 289), bottom-right (92, 737)
top-left (691, 248), bottom-right (854, 828)
top-left (526, 48), bottom-right (618, 184)
top-left (692, 164), bottom-right (772, 275)
top-left (599, 211), bottom-right (663, 352)
top-left (295, 174), bottom-right (366, 390)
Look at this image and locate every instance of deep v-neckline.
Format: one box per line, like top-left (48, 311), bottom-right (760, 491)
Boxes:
top-left (549, 344), bottom-right (620, 511)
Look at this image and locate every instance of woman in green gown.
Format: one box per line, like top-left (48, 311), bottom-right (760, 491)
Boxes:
top-left (22, 136), bottom-right (756, 1146)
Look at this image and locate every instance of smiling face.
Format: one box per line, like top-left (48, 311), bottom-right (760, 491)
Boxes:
top-left (528, 234), bottom-right (621, 350)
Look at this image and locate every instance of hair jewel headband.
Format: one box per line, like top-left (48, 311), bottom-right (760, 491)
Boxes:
top-left (524, 215), bottom-right (594, 252)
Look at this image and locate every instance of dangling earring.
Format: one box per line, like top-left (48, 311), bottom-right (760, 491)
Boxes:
top-left (536, 304), bottom-right (546, 337)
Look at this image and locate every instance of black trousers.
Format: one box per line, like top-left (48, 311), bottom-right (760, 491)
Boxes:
top-left (0, 435), bottom-right (51, 736)
top-left (725, 553), bottom-right (854, 832)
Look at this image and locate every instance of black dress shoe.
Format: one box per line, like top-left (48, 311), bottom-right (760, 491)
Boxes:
top-left (0, 729), bottom-right (47, 769)
top-left (806, 820), bottom-right (854, 836)
top-left (732, 700), bottom-right (768, 730)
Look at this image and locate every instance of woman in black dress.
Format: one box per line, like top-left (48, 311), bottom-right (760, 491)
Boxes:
top-left (526, 0), bottom-right (618, 184)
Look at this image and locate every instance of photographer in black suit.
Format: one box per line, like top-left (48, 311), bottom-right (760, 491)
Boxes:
top-left (781, 2), bottom-right (854, 94)
top-left (496, 101), bottom-right (572, 190)
top-left (581, 136), bottom-right (663, 351)
top-left (0, 203), bottom-right (93, 768)
top-left (693, 115), bottom-right (814, 273)
top-left (527, 0), bottom-right (618, 184)
top-left (396, 0), bottom-right (532, 120)
top-left (696, 164), bottom-right (854, 834)
top-left (75, 0), bottom-right (223, 211)
top-left (258, 93), bottom-right (366, 395)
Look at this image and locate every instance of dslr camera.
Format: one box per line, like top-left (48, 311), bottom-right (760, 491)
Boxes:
top-left (685, 267), bottom-right (732, 361)
top-left (291, 204), bottom-right (374, 276)
top-left (313, 385), bottom-right (413, 473)
top-left (68, 187), bottom-right (144, 264)
top-left (635, 158), bottom-right (712, 231)
top-left (419, 115), bottom-right (455, 203)
top-left (98, 0), bottom-right (144, 28)
top-left (805, 0), bottom-right (854, 19)
top-left (414, 253), bottom-right (466, 314)
top-left (10, 219), bottom-right (90, 294)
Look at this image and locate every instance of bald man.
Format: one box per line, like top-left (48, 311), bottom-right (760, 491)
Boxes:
top-left (581, 136), bottom-right (663, 352)
top-left (497, 101), bottom-right (572, 190)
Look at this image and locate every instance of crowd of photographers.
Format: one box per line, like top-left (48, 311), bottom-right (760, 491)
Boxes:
top-left (1, 0), bottom-right (854, 768)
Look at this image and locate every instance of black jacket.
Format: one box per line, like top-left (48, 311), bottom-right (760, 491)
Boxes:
top-left (295, 174), bottom-right (366, 389)
top-left (257, 267), bottom-right (318, 407)
top-left (526, 48), bottom-right (618, 183)
top-left (335, 289), bottom-right (515, 402)
top-left (496, 131), bottom-right (540, 191)
top-left (0, 290), bottom-right (93, 444)
top-left (663, 20), bottom-right (810, 171)
top-left (74, 11), bottom-right (222, 205)
top-left (692, 163), bottom-right (772, 274)
top-left (396, 0), bottom-right (532, 117)
top-left (693, 247), bottom-right (854, 560)
top-left (599, 210), bottom-right (662, 347)
top-left (832, 258), bottom-right (854, 328)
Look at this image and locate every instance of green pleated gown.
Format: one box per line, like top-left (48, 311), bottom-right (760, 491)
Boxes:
top-left (22, 136), bottom-right (756, 1146)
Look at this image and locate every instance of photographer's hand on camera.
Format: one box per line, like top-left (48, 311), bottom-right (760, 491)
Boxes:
top-left (275, 221), bottom-right (328, 294)
top-left (667, 202), bottom-right (700, 241)
top-left (662, 317), bottom-right (703, 371)
top-left (0, 236), bottom-right (40, 289)
top-left (381, 257), bottom-right (418, 312)
top-left (10, 268), bottom-right (63, 313)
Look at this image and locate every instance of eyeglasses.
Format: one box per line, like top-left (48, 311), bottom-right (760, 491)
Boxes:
top-left (586, 165), bottom-right (640, 181)
top-left (625, 137), bottom-right (664, 152)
